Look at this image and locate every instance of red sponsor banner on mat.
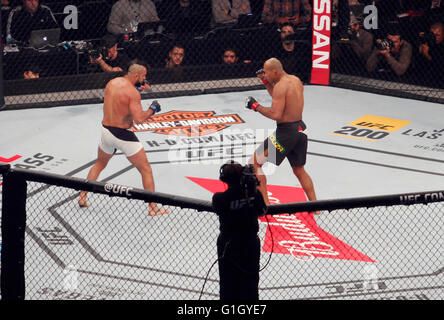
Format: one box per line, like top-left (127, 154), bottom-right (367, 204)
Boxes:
top-left (187, 176), bottom-right (374, 262)
top-left (311, 0), bottom-right (332, 85)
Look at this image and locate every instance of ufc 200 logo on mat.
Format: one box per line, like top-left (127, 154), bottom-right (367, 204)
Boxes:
top-left (331, 115), bottom-right (411, 142)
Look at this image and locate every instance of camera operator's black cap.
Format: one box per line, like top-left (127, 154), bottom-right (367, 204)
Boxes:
top-left (102, 33), bottom-right (118, 48)
top-left (219, 160), bottom-right (243, 185)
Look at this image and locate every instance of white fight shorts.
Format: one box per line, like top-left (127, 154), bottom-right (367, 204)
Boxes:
top-left (99, 125), bottom-right (143, 157)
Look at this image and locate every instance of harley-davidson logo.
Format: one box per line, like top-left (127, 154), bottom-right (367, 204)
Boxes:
top-left (131, 110), bottom-right (245, 136)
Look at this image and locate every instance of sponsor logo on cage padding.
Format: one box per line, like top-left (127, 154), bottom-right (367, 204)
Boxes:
top-left (400, 192), bottom-right (444, 205)
top-left (311, 0), bottom-right (332, 85)
top-left (104, 183), bottom-right (133, 196)
top-left (188, 177), bottom-right (374, 262)
top-left (131, 110), bottom-right (244, 136)
top-left (332, 115), bottom-right (411, 141)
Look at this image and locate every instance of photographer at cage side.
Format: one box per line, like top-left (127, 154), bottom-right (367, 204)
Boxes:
top-left (417, 22), bottom-right (444, 74)
top-left (89, 34), bottom-right (131, 73)
top-left (212, 161), bottom-right (267, 301)
top-left (332, 15), bottom-right (374, 73)
top-left (366, 25), bottom-right (412, 78)
top-left (348, 17), bottom-right (374, 63)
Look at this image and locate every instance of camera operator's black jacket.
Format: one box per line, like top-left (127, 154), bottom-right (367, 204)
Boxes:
top-left (107, 52), bottom-right (131, 72)
top-left (212, 186), bottom-right (267, 240)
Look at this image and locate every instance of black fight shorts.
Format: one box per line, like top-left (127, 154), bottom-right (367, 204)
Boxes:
top-left (256, 120), bottom-right (308, 167)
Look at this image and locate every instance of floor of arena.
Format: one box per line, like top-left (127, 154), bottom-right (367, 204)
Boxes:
top-left (1, 86), bottom-right (443, 300)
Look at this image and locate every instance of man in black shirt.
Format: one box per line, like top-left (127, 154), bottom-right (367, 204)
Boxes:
top-left (212, 161), bottom-right (267, 300)
top-left (90, 34), bottom-right (132, 73)
top-left (6, 0), bottom-right (58, 44)
top-left (276, 22), bottom-right (310, 82)
top-left (417, 22), bottom-right (444, 86)
top-left (161, 0), bottom-right (209, 35)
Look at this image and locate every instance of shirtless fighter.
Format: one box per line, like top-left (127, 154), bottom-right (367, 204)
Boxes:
top-left (78, 59), bottom-right (169, 216)
top-left (246, 58), bottom-right (319, 214)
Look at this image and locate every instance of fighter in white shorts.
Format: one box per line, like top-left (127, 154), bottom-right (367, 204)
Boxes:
top-left (79, 60), bottom-right (169, 216)
top-left (100, 124), bottom-right (143, 157)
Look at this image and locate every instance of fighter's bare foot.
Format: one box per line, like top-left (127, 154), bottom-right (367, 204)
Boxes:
top-left (78, 192), bottom-right (89, 208)
top-left (78, 200), bottom-right (90, 208)
top-left (149, 205), bottom-right (170, 216)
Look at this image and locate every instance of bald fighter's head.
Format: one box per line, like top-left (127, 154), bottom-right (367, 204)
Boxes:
top-left (263, 58), bottom-right (285, 83)
top-left (264, 58), bottom-right (283, 72)
top-left (126, 59), bottom-right (148, 86)
top-left (128, 63), bottom-right (146, 75)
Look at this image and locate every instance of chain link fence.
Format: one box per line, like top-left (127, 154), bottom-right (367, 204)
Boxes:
top-left (1, 0), bottom-right (443, 109)
top-left (1, 167), bottom-right (442, 300)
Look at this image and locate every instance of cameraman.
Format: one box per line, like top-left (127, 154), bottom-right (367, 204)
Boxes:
top-left (212, 161), bottom-right (267, 301)
top-left (89, 34), bottom-right (131, 73)
top-left (366, 26), bottom-right (412, 77)
top-left (417, 22), bottom-right (444, 71)
top-left (349, 17), bottom-right (374, 63)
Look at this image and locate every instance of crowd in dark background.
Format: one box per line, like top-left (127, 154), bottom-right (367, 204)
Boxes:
top-left (1, 0), bottom-right (443, 88)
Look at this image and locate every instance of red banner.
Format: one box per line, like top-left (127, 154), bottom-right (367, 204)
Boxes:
top-left (187, 177), bottom-right (374, 262)
top-left (311, 0), bottom-right (332, 85)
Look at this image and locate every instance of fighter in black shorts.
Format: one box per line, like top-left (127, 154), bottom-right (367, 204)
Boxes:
top-left (259, 120), bottom-right (307, 167)
top-left (245, 58), bottom-right (319, 214)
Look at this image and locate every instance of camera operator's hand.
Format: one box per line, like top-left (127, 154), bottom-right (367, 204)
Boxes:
top-left (89, 53), bottom-right (103, 64)
top-left (375, 41), bottom-right (391, 58)
top-left (379, 49), bottom-right (391, 58)
top-left (419, 43), bottom-right (432, 60)
top-left (91, 55), bottom-right (122, 73)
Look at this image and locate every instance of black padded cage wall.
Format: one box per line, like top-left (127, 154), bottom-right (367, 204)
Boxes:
top-left (1, 0), bottom-right (443, 110)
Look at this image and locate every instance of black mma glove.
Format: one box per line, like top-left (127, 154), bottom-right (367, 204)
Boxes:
top-left (245, 96), bottom-right (259, 112)
top-left (149, 100), bottom-right (161, 114)
top-left (255, 68), bottom-right (269, 84)
top-left (255, 68), bottom-right (265, 76)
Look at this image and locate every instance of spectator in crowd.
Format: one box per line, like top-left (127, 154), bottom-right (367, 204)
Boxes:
top-left (418, 21), bottom-right (444, 61)
top-left (212, 0), bottom-right (251, 25)
top-left (261, 0), bottom-right (311, 25)
top-left (331, 14), bottom-right (373, 73)
top-left (165, 43), bottom-right (185, 80)
top-left (23, 63), bottom-right (41, 79)
top-left (222, 47), bottom-right (239, 64)
top-left (162, 0), bottom-right (209, 34)
top-left (366, 26), bottom-right (413, 77)
top-left (348, 0), bottom-right (366, 21)
top-left (274, 22), bottom-right (310, 80)
top-left (107, 0), bottom-right (160, 36)
top-left (221, 47), bottom-right (252, 64)
top-left (416, 22), bottom-right (444, 84)
top-left (90, 34), bottom-right (131, 73)
top-left (6, 0), bottom-right (58, 44)
top-left (166, 43), bottom-right (185, 68)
